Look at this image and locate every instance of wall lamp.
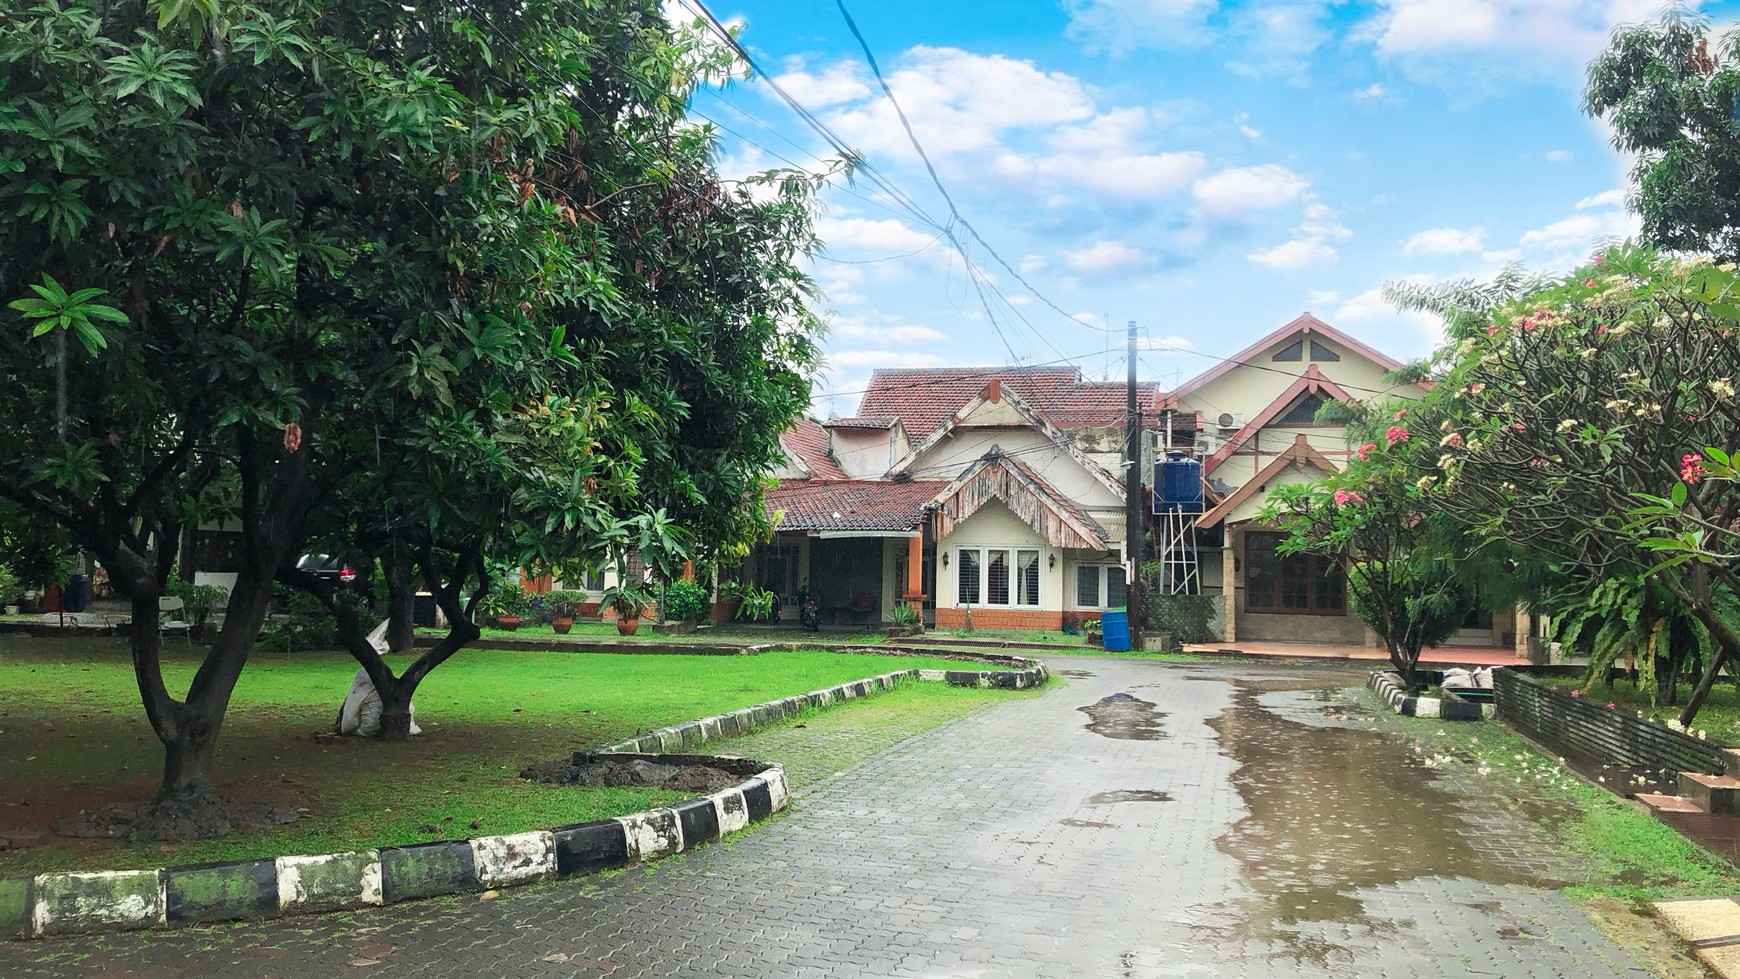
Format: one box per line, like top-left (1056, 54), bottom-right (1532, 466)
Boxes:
top-left (1048, 553), bottom-right (1057, 570)
top-left (941, 551), bottom-right (949, 569)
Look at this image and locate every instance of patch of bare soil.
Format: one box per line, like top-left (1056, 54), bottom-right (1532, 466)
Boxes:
top-left (53, 796), bottom-right (299, 841)
top-left (1578, 893), bottom-right (1717, 979)
top-left (520, 755), bottom-right (740, 794)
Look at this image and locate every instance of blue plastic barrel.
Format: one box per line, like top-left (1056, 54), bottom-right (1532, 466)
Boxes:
top-left (1100, 610), bottom-right (1131, 652)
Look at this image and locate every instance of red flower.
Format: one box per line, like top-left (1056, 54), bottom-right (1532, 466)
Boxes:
top-left (1683, 453), bottom-right (1708, 484)
top-left (1333, 489), bottom-right (1366, 507)
top-left (1356, 442), bottom-right (1377, 461)
top-left (1513, 422), bottom-right (1526, 432)
top-left (1393, 408), bottom-right (1407, 421)
top-left (1385, 425), bottom-right (1410, 445)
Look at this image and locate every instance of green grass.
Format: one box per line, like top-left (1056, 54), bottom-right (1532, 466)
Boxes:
top-left (0, 637), bottom-right (1019, 875)
top-left (1385, 700), bottom-right (1740, 899)
top-left (1534, 673), bottom-right (1740, 746)
top-left (936, 627), bottom-right (1092, 646)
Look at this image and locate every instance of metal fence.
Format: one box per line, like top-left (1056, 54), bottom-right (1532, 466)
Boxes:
top-left (1140, 592), bottom-right (1224, 644)
top-left (1495, 668), bottom-right (1732, 777)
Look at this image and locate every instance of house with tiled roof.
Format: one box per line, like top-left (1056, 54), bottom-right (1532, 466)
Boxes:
top-left (753, 367), bottom-right (1170, 630)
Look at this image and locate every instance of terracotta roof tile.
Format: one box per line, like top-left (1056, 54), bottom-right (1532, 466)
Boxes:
top-left (855, 367), bottom-right (1164, 441)
top-left (822, 415), bottom-right (900, 429)
top-left (778, 418), bottom-right (848, 480)
top-left (765, 479), bottom-right (949, 532)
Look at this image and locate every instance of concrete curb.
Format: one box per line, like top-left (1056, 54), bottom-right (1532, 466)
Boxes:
top-left (5, 655), bottom-right (1040, 941)
top-left (1367, 670), bottom-right (1492, 721)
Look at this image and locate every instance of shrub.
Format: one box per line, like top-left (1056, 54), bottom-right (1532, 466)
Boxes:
top-left (1142, 593), bottom-right (1221, 644)
top-left (889, 602), bottom-right (919, 628)
top-left (542, 589), bottom-right (587, 618)
top-left (168, 579), bottom-right (230, 628)
top-left (479, 583), bottom-right (533, 620)
top-left (661, 579), bottom-right (709, 622)
top-left (260, 586), bottom-right (335, 652)
top-left (0, 563), bottom-right (18, 606)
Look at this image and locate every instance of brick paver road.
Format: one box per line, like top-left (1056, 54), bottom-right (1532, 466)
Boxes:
top-left (1, 659), bottom-right (1649, 978)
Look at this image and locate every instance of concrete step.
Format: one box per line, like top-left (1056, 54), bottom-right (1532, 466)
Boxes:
top-left (1680, 772), bottom-right (1740, 815)
top-left (1638, 792), bottom-right (1706, 814)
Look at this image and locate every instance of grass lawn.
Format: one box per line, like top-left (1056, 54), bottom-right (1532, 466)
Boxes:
top-left (1383, 695), bottom-right (1740, 900)
top-left (0, 637), bottom-right (1016, 876)
top-left (1533, 673), bottom-right (1740, 746)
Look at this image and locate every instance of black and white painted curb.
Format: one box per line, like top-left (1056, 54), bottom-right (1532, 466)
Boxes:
top-left (1367, 670), bottom-right (1492, 722)
top-left (3, 654), bottom-right (1041, 941)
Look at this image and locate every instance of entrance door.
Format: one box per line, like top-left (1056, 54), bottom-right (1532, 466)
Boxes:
top-left (808, 538), bottom-right (885, 624)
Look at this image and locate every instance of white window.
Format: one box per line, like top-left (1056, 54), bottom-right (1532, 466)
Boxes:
top-left (1074, 565), bottom-right (1128, 609)
top-left (956, 547), bottom-right (1040, 607)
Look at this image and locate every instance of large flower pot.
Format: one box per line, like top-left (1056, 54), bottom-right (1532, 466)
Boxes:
top-left (616, 616), bottom-right (640, 636)
top-left (552, 617), bottom-right (574, 635)
top-left (496, 615), bottom-right (521, 632)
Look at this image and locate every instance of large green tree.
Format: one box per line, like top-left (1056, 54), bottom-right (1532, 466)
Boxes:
top-left (0, 0), bottom-right (824, 833)
top-left (1586, 7), bottom-right (1740, 259)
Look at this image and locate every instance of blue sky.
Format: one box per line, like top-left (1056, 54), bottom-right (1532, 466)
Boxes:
top-left (683, 0), bottom-right (1731, 413)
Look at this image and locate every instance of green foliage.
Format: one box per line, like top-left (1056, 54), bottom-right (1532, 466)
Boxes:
top-left (1347, 559), bottom-right (1468, 654)
top-left (737, 584), bottom-right (777, 623)
top-left (659, 579), bottom-right (709, 623)
top-left (6, 274), bottom-right (125, 357)
top-left (259, 587), bottom-right (332, 653)
top-left (167, 579), bottom-right (229, 628)
top-left (1584, 8), bottom-right (1740, 259)
top-left (478, 584), bottom-right (532, 620)
top-left (888, 601), bottom-right (920, 628)
top-left (601, 582), bottom-right (654, 620)
top-left (540, 589), bottom-right (587, 619)
top-left (1140, 592), bottom-right (1221, 644)
top-left (1548, 575), bottom-right (1724, 706)
top-left (0, 563), bottom-right (18, 606)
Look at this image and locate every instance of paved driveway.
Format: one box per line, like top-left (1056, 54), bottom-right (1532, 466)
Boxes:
top-left (1, 659), bottom-right (1648, 978)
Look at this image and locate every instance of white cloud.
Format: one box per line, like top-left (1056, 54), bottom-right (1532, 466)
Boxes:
top-left (1191, 164), bottom-right (1311, 220)
top-left (1063, 0), bottom-right (1218, 54)
top-left (1248, 237), bottom-right (1338, 268)
top-left (1136, 334), bottom-right (1196, 351)
top-left (1517, 209), bottom-right (1635, 255)
top-left (1062, 240), bottom-right (1158, 276)
top-left (1404, 226), bottom-right (1485, 254)
top-left (1224, 1), bottom-right (1338, 79)
top-left (813, 215), bottom-right (938, 256)
top-left (768, 62), bottom-right (872, 108)
top-left (830, 350), bottom-right (948, 369)
top-left (1247, 201), bottom-right (1350, 268)
top-left (1359, 0), bottom-right (1702, 89)
top-left (1577, 188), bottom-right (1627, 209)
top-left (1544, 149), bottom-right (1574, 163)
top-left (829, 314), bottom-right (948, 345)
top-left (1351, 82), bottom-right (1391, 100)
top-left (1306, 289), bottom-right (1341, 308)
top-left (1332, 284), bottom-right (1445, 348)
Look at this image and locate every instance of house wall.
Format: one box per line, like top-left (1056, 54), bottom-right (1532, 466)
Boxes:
top-left (1177, 334), bottom-right (1408, 429)
top-left (932, 500), bottom-right (1067, 630)
top-left (830, 428), bottom-right (905, 478)
top-left (912, 423), bottom-right (1124, 510)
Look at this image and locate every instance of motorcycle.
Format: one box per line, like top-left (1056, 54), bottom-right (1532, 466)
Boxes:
top-left (797, 583), bottom-right (822, 632)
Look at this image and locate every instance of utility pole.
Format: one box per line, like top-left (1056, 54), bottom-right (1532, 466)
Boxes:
top-left (1125, 320), bottom-right (1144, 651)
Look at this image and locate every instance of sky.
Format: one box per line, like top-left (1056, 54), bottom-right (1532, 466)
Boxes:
top-left (681, 0), bottom-right (1733, 415)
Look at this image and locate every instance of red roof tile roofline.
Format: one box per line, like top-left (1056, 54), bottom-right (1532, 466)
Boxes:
top-left (1166, 312), bottom-right (1407, 405)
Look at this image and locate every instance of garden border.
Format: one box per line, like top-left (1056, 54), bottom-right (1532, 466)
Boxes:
top-left (1, 653), bottom-right (1045, 941)
top-left (1367, 670), bottom-right (1491, 721)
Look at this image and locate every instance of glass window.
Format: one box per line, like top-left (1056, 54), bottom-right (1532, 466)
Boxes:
top-left (1077, 566), bottom-right (1098, 606)
top-left (1272, 339), bottom-right (1303, 362)
top-left (1017, 550), bottom-right (1040, 606)
top-left (1106, 567), bottom-right (1128, 608)
top-left (1278, 392), bottom-right (1328, 425)
top-left (986, 550), bottom-right (1010, 605)
top-left (958, 549), bottom-right (981, 604)
top-left (1309, 339), bottom-right (1340, 362)
top-left (1244, 531), bottom-right (1344, 614)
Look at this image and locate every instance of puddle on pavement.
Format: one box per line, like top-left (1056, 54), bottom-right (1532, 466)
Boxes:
top-left (1059, 817), bottom-right (1116, 828)
top-left (1079, 692), bottom-right (1168, 740)
top-left (1200, 680), bottom-right (1564, 966)
top-left (1086, 789), bottom-right (1174, 805)
top-left (1055, 669), bottom-right (1098, 679)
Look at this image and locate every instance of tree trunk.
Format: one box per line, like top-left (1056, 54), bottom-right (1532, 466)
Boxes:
top-left (386, 543), bottom-right (415, 653)
top-left (377, 680), bottom-right (416, 741)
top-left (1678, 604), bottom-right (1740, 726)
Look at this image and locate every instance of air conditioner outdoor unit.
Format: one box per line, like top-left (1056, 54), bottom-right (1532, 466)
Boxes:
top-left (1215, 412), bottom-right (1246, 430)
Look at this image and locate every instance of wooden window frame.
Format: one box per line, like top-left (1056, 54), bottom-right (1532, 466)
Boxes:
top-left (1243, 530), bottom-right (1346, 615)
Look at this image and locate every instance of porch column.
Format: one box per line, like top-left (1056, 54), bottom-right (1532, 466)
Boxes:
top-left (1221, 527), bottom-right (1237, 643)
top-left (904, 534), bottom-right (924, 603)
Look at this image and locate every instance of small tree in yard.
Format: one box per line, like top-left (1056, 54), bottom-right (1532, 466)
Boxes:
top-left (1259, 411), bottom-right (1474, 691)
top-left (0, 0), bottom-right (825, 831)
top-left (1418, 245), bottom-right (1740, 726)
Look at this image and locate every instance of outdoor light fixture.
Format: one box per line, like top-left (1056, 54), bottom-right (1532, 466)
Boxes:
top-left (941, 552), bottom-right (949, 569)
top-left (1048, 554), bottom-right (1056, 570)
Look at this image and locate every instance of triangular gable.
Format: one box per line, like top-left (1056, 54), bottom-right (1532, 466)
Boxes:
top-left (1196, 435), bottom-right (1339, 529)
top-left (929, 447), bottom-right (1110, 552)
top-left (1165, 312), bottom-right (1405, 406)
top-left (888, 380), bottom-right (1125, 497)
top-left (1204, 365), bottom-right (1353, 476)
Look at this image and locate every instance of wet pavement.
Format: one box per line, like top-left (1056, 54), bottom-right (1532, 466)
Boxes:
top-left (0, 659), bottom-right (1648, 978)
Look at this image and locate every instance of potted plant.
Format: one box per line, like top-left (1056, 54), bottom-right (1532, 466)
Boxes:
top-left (1085, 617), bottom-right (1104, 647)
top-left (601, 582), bottom-right (652, 636)
top-left (714, 576), bottom-right (745, 623)
top-left (0, 563), bottom-right (18, 615)
top-left (657, 579), bottom-right (709, 635)
top-left (481, 584), bottom-right (532, 630)
top-left (736, 584), bottom-right (777, 624)
top-left (886, 600), bottom-right (922, 638)
top-left (543, 589), bottom-right (586, 634)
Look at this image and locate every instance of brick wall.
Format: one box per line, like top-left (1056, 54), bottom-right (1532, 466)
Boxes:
top-left (933, 607), bottom-right (1063, 631)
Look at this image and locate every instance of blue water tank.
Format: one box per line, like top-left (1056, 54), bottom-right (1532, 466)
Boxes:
top-left (1155, 452), bottom-right (1204, 514)
top-left (1100, 610), bottom-right (1131, 652)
